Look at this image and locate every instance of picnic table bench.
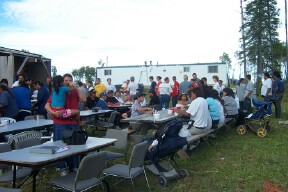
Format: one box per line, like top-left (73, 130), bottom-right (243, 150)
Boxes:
top-left (177, 117), bottom-right (235, 160)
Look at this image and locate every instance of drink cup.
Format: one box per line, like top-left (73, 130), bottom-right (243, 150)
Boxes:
top-left (167, 110), bottom-right (173, 115)
top-left (153, 113), bottom-right (160, 120)
top-left (162, 108), bottom-right (166, 111)
top-left (1, 120), bottom-right (8, 125)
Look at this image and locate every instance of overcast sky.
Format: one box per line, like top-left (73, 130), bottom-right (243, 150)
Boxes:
top-left (0, 0), bottom-right (286, 77)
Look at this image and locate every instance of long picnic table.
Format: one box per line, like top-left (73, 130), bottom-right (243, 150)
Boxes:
top-left (0, 119), bottom-right (53, 136)
top-left (0, 137), bottom-right (117, 192)
top-left (121, 110), bottom-right (178, 124)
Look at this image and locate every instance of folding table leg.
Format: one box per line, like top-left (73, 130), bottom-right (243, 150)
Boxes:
top-left (12, 165), bottom-right (16, 188)
top-left (32, 169), bottom-right (40, 192)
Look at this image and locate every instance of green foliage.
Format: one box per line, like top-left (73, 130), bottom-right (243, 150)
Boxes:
top-left (219, 52), bottom-right (232, 78)
top-left (72, 66), bottom-right (95, 82)
top-left (51, 65), bottom-right (57, 77)
top-left (239, 0), bottom-right (282, 84)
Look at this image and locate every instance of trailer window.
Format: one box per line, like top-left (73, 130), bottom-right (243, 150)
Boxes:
top-left (104, 70), bottom-right (111, 75)
top-left (183, 67), bottom-right (190, 72)
top-left (208, 66), bottom-right (218, 73)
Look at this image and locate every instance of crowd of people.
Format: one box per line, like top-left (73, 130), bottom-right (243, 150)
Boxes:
top-left (0, 70), bottom-right (284, 176)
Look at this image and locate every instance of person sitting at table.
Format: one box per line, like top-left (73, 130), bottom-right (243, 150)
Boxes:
top-left (114, 90), bottom-right (124, 104)
top-left (95, 92), bottom-right (109, 110)
top-left (176, 93), bottom-right (188, 110)
top-left (123, 90), bottom-right (131, 103)
top-left (33, 81), bottom-right (50, 119)
top-left (129, 92), bottom-right (153, 134)
top-left (131, 93), bottom-right (152, 117)
top-left (175, 87), bottom-right (212, 135)
top-left (0, 83), bottom-right (19, 119)
top-left (106, 90), bottom-right (120, 106)
top-left (84, 89), bottom-right (99, 110)
top-left (136, 89), bottom-right (147, 106)
top-left (222, 87), bottom-right (239, 118)
top-left (11, 82), bottom-right (32, 121)
top-left (205, 90), bottom-right (220, 129)
top-left (148, 90), bottom-right (160, 109)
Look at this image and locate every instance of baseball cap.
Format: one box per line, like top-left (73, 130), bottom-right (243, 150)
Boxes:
top-left (100, 92), bottom-right (107, 97)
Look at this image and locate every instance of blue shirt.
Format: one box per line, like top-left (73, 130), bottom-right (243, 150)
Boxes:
top-left (11, 86), bottom-right (31, 110)
top-left (0, 90), bottom-right (19, 118)
top-left (273, 78), bottom-right (284, 93)
top-left (179, 81), bottom-right (192, 94)
top-left (51, 86), bottom-right (70, 107)
top-left (95, 99), bottom-right (109, 110)
top-left (206, 97), bottom-right (220, 120)
top-left (34, 86), bottom-right (50, 115)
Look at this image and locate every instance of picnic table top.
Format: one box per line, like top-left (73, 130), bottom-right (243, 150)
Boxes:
top-left (121, 110), bottom-right (178, 124)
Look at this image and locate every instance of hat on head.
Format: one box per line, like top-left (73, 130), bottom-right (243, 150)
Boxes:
top-left (100, 92), bottom-right (107, 97)
top-left (107, 90), bottom-right (114, 94)
top-left (89, 89), bottom-right (96, 94)
top-left (136, 92), bottom-right (146, 98)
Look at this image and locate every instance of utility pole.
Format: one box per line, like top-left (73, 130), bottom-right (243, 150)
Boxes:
top-left (285, 0), bottom-right (288, 78)
top-left (240, 0), bottom-right (247, 77)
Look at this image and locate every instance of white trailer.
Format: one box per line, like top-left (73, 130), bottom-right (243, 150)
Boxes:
top-left (96, 62), bottom-right (227, 86)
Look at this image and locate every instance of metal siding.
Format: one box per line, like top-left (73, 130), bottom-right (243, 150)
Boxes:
top-left (96, 63), bottom-right (227, 86)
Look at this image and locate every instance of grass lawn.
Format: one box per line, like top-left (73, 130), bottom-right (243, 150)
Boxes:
top-left (1, 97), bottom-right (288, 191)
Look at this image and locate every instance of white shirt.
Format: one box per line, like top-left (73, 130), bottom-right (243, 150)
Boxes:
top-left (216, 100), bottom-right (225, 125)
top-left (158, 82), bottom-right (172, 95)
top-left (244, 80), bottom-right (254, 99)
top-left (261, 78), bottom-right (272, 96)
top-left (106, 84), bottom-right (116, 93)
top-left (128, 82), bottom-right (138, 95)
top-left (186, 97), bottom-right (212, 128)
top-left (213, 82), bottom-right (221, 94)
top-left (12, 80), bottom-right (19, 87)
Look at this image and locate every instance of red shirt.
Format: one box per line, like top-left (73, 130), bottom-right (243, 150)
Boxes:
top-left (47, 89), bottom-right (79, 124)
top-left (171, 81), bottom-right (180, 97)
top-left (155, 81), bottom-right (162, 95)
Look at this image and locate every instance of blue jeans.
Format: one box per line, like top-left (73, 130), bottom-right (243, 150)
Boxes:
top-left (244, 97), bottom-right (252, 114)
top-left (53, 123), bottom-right (80, 169)
top-left (160, 95), bottom-right (170, 109)
top-left (172, 97), bottom-right (178, 107)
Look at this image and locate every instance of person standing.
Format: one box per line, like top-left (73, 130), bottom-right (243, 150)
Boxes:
top-left (33, 81), bottom-right (50, 118)
top-left (272, 71), bottom-right (284, 118)
top-left (244, 74), bottom-right (254, 114)
top-left (45, 73), bottom-right (86, 175)
top-left (0, 83), bottom-right (19, 118)
top-left (128, 76), bottom-right (138, 98)
top-left (11, 83), bottom-right (32, 121)
top-left (149, 76), bottom-right (156, 92)
top-left (155, 76), bottom-right (162, 95)
top-left (94, 78), bottom-right (106, 98)
top-left (105, 78), bottom-right (116, 93)
top-left (212, 75), bottom-right (221, 94)
top-left (171, 76), bottom-right (180, 107)
top-left (179, 75), bottom-right (191, 94)
top-left (12, 74), bottom-right (25, 88)
top-left (158, 77), bottom-right (172, 109)
top-left (236, 78), bottom-right (246, 111)
top-left (261, 72), bottom-right (272, 102)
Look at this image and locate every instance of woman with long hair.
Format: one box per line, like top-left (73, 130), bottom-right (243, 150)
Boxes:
top-left (222, 87), bottom-right (238, 118)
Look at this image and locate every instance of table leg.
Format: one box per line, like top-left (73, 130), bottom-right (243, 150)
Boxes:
top-left (32, 170), bottom-right (40, 192)
top-left (12, 165), bottom-right (16, 188)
